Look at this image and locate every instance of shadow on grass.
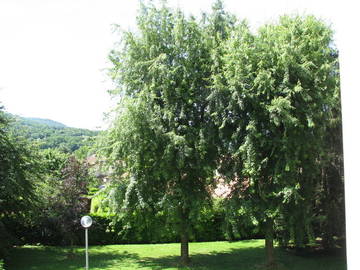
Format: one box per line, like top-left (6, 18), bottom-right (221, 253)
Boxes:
top-left (7, 246), bottom-right (140, 270)
top-left (7, 244), bottom-right (265, 270)
top-left (6, 242), bottom-right (346, 270)
top-left (137, 246), bottom-right (266, 270)
top-left (136, 246), bottom-right (346, 270)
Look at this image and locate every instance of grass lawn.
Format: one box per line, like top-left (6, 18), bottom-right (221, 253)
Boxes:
top-left (6, 240), bottom-right (346, 270)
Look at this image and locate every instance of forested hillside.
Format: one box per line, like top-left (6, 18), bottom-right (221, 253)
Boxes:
top-left (7, 114), bottom-right (99, 152)
top-left (23, 117), bottom-right (67, 128)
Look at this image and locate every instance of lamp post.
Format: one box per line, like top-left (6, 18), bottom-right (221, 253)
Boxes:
top-left (81, 216), bottom-right (93, 270)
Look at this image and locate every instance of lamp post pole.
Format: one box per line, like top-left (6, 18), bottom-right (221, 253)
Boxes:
top-left (81, 216), bottom-right (93, 270)
top-left (85, 227), bottom-right (89, 270)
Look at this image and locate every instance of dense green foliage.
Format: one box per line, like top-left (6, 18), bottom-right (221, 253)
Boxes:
top-left (41, 155), bottom-right (94, 245)
top-left (7, 114), bottom-right (99, 153)
top-left (100, 1), bottom-right (234, 264)
top-left (0, 113), bottom-right (39, 215)
top-left (0, 109), bottom-right (41, 258)
top-left (30, 153), bottom-right (95, 246)
top-left (101, 0), bottom-right (344, 266)
top-left (315, 88), bottom-right (344, 249)
top-left (1, 109), bottom-right (98, 258)
top-left (0, 111), bottom-right (98, 263)
top-left (4, 209), bottom-right (227, 247)
top-left (208, 13), bottom-right (342, 265)
top-left (7, 240), bottom-right (346, 270)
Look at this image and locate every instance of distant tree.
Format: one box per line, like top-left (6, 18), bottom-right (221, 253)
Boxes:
top-left (7, 114), bottom-right (99, 153)
top-left (13, 149), bottom-right (97, 246)
top-left (0, 111), bottom-right (100, 249)
top-left (39, 155), bottom-right (94, 246)
top-left (209, 15), bottom-right (340, 266)
top-left (36, 149), bottom-right (69, 209)
top-left (55, 156), bottom-right (92, 245)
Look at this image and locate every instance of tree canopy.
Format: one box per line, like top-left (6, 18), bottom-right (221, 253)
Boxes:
top-left (97, 0), bottom-right (342, 266)
top-left (208, 14), bottom-right (340, 265)
top-left (0, 110), bottom-right (40, 215)
top-left (101, 1), bottom-right (237, 263)
top-left (0, 109), bottom-right (41, 257)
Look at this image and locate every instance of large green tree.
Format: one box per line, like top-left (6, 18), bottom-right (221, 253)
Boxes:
top-left (101, 1), bottom-right (235, 264)
top-left (101, 1), bottom-right (342, 266)
top-left (209, 15), bottom-right (340, 266)
top-left (0, 109), bottom-right (40, 257)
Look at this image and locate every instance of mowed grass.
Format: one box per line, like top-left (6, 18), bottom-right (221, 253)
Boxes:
top-left (6, 240), bottom-right (346, 270)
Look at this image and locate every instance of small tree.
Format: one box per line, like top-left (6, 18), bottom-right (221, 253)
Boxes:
top-left (53, 156), bottom-right (92, 246)
top-left (37, 153), bottom-right (93, 246)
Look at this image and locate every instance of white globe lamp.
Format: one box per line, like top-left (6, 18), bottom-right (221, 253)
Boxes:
top-left (81, 216), bottom-right (93, 228)
top-left (81, 216), bottom-right (93, 269)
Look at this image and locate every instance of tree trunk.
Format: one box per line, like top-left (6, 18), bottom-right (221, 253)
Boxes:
top-left (265, 218), bottom-right (275, 267)
top-left (179, 208), bottom-right (190, 265)
top-left (180, 229), bottom-right (190, 265)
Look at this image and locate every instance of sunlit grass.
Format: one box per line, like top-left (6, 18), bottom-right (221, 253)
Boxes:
top-left (6, 240), bottom-right (346, 270)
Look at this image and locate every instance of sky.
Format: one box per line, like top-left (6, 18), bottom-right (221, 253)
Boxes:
top-left (0, 0), bottom-right (342, 130)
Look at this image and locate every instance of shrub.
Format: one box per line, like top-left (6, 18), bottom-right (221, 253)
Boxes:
top-left (3, 202), bottom-right (263, 246)
top-left (80, 214), bottom-right (122, 245)
top-left (0, 220), bottom-right (16, 259)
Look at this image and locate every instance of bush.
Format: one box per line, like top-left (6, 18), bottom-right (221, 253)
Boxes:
top-left (2, 202), bottom-right (263, 246)
top-left (0, 259), bottom-right (4, 270)
top-left (191, 204), bottom-right (227, 242)
top-left (79, 214), bottom-right (122, 245)
top-left (0, 220), bottom-right (17, 259)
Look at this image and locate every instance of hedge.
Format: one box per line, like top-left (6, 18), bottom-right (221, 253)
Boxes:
top-left (2, 204), bottom-right (262, 246)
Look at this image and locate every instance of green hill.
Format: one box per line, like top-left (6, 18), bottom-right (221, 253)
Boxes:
top-left (24, 117), bottom-right (67, 128)
top-left (7, 114), bottom-right (99, 153)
